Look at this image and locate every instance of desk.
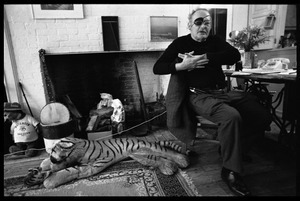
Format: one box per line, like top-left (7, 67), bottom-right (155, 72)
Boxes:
top-left (223, 70), bottom-right (297, 147)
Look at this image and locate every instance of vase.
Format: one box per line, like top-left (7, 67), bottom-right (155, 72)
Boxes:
top-left (244, 51), bottom-right (252, 68)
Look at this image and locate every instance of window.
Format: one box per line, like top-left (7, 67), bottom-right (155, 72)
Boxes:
top-left (283, 4), bottom-right (296, 48)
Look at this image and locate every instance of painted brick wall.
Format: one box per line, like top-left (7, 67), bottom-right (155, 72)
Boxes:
top-left (4, 4), bottom-right (194, 119)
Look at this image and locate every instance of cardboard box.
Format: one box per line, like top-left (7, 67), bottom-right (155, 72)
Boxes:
top-left (87, 130), bottom-right (112, 141)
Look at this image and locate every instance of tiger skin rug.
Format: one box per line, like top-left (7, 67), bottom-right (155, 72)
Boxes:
top-left (24, 137), bottom-right (190, 189)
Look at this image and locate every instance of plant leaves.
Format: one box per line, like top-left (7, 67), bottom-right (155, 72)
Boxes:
top-left (228, 25), bottom-right (270, 51)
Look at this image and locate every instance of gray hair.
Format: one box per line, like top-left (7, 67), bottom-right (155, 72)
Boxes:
top-left (187, 8), bottom-right (211, 29)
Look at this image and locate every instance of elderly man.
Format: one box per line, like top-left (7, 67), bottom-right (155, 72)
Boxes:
top-left (153, 8), bottom-right (272, 196)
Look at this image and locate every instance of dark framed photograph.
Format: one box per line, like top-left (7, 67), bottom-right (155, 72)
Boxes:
top-left (150, 16), bottom-right (178, 42)
top-left (31, 4), bottom-right (84, 19)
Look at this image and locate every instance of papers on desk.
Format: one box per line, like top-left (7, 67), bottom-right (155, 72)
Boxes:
top-left (231, 71), bottom-right (251, 76)
top-left (241, 68), bottom-right (285, 74)
top-left (230, 68), bottom-right (297, 76)
top-left (278, 69), bottom-right (297, 75)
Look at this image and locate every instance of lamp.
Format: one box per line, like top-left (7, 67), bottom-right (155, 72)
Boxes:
top-left (229, 30), bottom-right (240, 39)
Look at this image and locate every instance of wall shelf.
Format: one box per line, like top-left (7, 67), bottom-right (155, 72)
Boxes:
top-left (269, 46), bottom-right (296, 52)
top-left (44, 49), bottom-right (165, 56)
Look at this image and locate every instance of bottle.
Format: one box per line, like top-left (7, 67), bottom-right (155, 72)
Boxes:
top-left (235, 61), bottom-right (243, 71)
top-left (251, 53), bottom-right (258, 68)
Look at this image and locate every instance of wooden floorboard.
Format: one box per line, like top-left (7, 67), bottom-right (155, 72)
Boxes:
top-left (197, 181), bottom-right (232, 196)
top-left (4, 124), bottom-right (296, 196)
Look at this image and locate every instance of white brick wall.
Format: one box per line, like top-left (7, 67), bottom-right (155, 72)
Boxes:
top-left (4, 4), bottom-right (246, 120)
top-left (4, 4), bottom-right (195, 119)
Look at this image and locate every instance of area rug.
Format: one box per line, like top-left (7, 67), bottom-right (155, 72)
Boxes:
top-left (4, 160), bottom-right (200, 196)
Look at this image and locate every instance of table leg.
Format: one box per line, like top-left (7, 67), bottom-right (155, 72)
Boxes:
top-left (270, 84), bottom-right (296, 150)
top-left (226, 75), bottom-right (231, 92)
top-left (245, 81), bottom-right (296, 149)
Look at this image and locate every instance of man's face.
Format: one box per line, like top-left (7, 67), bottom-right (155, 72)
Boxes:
top-left (190, 10), bottom-right (212, 42)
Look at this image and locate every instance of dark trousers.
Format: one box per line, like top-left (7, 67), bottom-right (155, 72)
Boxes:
top-left (189, 90), bottom-right (272, 173)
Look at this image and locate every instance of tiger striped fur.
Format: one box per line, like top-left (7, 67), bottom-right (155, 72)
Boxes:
top-left (24, 137), bottom-right (190, 189)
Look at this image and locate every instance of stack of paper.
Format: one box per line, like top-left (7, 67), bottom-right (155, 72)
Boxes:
top-left (242, 68), bottom-right (284, 74)
top-left (278, 69), bottom-right (297, 75)
top-left (231, 71), bottom-right (251, 76)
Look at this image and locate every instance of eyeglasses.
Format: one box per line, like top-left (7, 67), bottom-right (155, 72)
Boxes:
top-left (193, 16), bottom-right (211, 27)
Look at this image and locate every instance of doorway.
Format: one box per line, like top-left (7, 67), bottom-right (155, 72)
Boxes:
top-left (209, 8), bottom-right (227, 41)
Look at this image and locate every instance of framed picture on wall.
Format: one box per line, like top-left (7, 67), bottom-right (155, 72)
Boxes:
top-left (31, 4), bottom-right (84, 19)
top-left (150, 16), bottom-right (178, 42)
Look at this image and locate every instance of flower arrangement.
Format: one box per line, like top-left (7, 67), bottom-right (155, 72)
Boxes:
top-left (228, 25), bottom-right (270, 52)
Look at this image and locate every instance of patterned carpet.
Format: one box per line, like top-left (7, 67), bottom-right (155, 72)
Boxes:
top-left (4, 160), bottom-right (200, 196)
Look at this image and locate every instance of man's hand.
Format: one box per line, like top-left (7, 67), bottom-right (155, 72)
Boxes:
top-left (176, 51), bottom-right (209, 71)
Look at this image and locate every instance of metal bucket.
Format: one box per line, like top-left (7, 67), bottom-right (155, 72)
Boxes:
top-left (39, 102), bottom-right (75, 153)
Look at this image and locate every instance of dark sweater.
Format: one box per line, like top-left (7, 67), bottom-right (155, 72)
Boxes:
top-left (153, 34), bottom-right (241, 89)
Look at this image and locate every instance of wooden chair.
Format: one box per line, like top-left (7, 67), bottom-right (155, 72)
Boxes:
top-left (191, 116), bottom-right (219, 146)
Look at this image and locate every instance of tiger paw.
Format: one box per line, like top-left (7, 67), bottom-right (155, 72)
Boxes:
top-left (158, 158), bottom-right (178, 175)
top-left (175, 154), bottom-right (190, 168)
top-left (24, 167), bottom-right (50, 187)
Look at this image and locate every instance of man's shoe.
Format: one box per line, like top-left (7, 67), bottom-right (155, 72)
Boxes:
top-left (186, 149), bottom-right (198, 157)
top-left (221, 167), bottom-right (251, 196)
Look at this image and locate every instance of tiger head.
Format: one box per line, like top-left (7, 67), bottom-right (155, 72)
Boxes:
top-left (50, 137), bottom-right (86, 168)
